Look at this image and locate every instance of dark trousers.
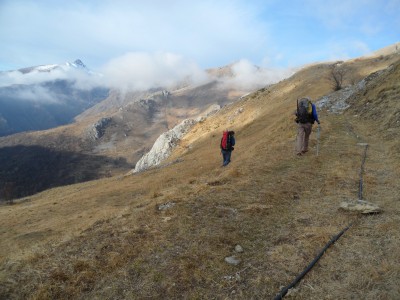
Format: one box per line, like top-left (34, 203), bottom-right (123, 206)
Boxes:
top-left (221, 149), bottom-right (232, 166)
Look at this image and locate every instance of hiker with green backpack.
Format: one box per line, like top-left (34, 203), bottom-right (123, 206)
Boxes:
top-left (294, 97), bottom-right (320, 156)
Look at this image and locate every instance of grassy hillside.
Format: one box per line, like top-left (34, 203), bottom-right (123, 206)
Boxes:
top-left (0, 54), bottom-right (399, 299)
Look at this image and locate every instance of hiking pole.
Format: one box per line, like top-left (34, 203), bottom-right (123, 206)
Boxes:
top-left (316, 124), bottom-right (321, 156)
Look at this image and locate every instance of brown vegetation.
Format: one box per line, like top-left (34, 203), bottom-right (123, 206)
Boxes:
top-left (0, 53), bottom-right (399, 299)
top-left (329, 63), bottom-right (347, 91)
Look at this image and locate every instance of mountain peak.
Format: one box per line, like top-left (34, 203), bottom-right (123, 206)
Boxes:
top-left (66, 59), bottom-right (87, 69)
top-left (73, 59), bottom-right (86, 68)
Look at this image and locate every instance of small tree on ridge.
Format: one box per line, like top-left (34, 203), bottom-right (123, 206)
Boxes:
top-left (329, 63), bottom-right (347, 91)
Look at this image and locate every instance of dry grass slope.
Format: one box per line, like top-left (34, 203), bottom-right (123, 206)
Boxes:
top-left (0, 54), bottom-right (399, 299)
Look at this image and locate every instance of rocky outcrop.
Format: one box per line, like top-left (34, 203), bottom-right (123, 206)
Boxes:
top-left (133, 119), bottom-right (197, 173)
top-left (316, 69), bottom-right (386, 114)
top-left (87, 117), bottom-right (112, 140)
top-left (133, 104), bottom-right (221, 173)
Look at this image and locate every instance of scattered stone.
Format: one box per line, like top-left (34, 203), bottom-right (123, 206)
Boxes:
top-left (316, 69), bottom-right (386, 114)
top-left (158, 202), bottom-right (176, 211)
top-left (225, 255), bottom-right (241, 266)
top-left (234, 244), bottom-right (244, 253)
top-left (228, 107), bottom-right (244, 121)
top-left (235, 107), bottom-right (244, 114)
top-left (340, 200), bottom-right (382, 214)
top-left (223, 274), bottom-right (241, 281)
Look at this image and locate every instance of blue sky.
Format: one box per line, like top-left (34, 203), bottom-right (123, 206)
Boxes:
top-left (0, 0), bottom-right (399, 72)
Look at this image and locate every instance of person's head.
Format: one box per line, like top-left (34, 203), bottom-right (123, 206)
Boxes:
top-left (229, 131), bottom-right (235, 135)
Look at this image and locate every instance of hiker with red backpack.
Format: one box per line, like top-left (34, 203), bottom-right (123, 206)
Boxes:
top-left (220, 130), bottom-right (235, 166)
top-left (295, 97), bottom-right (320, 156)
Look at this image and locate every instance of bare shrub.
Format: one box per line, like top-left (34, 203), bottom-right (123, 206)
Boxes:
top-left (329, 63), bottom-right (347, 91)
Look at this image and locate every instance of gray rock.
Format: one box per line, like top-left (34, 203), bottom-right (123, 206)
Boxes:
top-left (87, 117), bottom-right (112, 140)
top-left (133, 118), bottom-right (197, 173)
top-left (225, 255), bottom-right (241, 266)
top-left (340, 200), bottom-right (381, 214)
top-left (132, 103), bottom-right (221, 173)
top-left (316, 69), bottom-right (386, 114)
top-left (158, 202), bottom-right (176, 211)
top-left (234, 245), bottom-right (244, 253)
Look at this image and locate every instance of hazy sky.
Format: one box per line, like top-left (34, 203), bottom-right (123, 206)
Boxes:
top-left (0, 0), bottom-right (399, 72)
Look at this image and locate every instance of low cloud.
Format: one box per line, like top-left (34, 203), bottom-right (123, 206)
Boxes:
top-left (220, 59), bottom-right (294, 90)
top-left (0, 67), bottom-right (94, 104)
top-left (3, 85), bottom-right (66, 104)
top-left (0, 68), bottom-right (69, 88)
top-left (99, 54), bottom-right (294, 93)
top-left (0, 53), bottom-right (295, 105)
top-left (0, 52), bottom-right (214, 104)
top-left (99, 52), bottom-right (211, 91)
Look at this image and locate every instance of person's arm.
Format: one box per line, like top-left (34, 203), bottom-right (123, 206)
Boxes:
top-left (312, 104), bottom-right (320, 124)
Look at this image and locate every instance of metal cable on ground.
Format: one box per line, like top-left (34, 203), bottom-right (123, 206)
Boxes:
top-left (358, 144), bottom-right (369, 200)
top-left (273, 223), bottom-right (353, 300)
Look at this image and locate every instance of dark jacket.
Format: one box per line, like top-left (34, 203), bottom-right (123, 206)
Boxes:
top-left (221, 133), bottom-right (235, 151)
top-left (229, 135), bottom-right (236, 150)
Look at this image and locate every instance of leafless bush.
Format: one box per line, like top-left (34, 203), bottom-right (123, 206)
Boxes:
top-left (329, 63), bottom-right (347, 91)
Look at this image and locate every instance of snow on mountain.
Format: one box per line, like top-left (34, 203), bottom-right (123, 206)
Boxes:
top-left (34, 64), bottom-right (59, 72)
top-left (17, 59), bottom-right (93, 75)
top-left (0, 59), bottom-right (104, 90)
top-left (0, 59), bottom-right (108, 137)
top-left (66, 59), bottom-right (86, 69)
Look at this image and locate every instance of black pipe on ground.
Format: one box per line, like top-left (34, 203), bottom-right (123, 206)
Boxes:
top-left (274, 142), bottom-right (372, 299)
top-left (273, 223), bottom-right (353, 300)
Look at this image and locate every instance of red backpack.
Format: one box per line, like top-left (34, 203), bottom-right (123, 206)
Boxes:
top-left (220, 131), bottom-right (230, 150)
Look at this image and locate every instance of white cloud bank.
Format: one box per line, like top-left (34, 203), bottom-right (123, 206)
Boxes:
top-left (99, 52), bottom-right (210, 91)
top-left (1, 52), bottom-right (293, 103)
top-left (220, 59), bottom-right (294, 90)
top-left (0, 52), bottom-right (211, 92)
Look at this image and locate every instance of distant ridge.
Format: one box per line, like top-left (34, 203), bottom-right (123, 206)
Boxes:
top-left (363, 41), bottom-right (400, 58)
top-left (17, 59), bottom-right (90, 74)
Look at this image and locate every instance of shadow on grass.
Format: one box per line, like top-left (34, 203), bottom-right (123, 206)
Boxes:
top-left (0, 145), bottom-right (132, 201)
